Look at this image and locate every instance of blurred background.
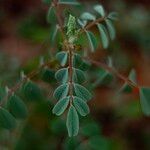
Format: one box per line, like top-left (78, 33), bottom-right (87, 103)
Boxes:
top-left (0, 0), bottom-right (150, 150)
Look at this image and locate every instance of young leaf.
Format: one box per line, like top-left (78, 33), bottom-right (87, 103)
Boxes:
top-left (94, 5), bottom-right (105, 17)
top-left (105, 19), bottom-right (116, 40)
top-left (8, 95), bottom-right (28, 119)
top-left (73, 68), bottom-right (86, 83)
top-left (54, 84), bottom-right (69, 100)
top-left (52, 97), bottom-right (70, 116)
top-left (22, 81), bottom-right (43, 101)
top-left (108, 12), bottom-right (119, 21)
top-left (97, 24), bottom-right (109, 49)
top-left (56, 51), bottom-right (68, 67)
top-left (81, 12), bottom-right (96, 21)
top-left (73, 96), bottom-right (90, 116)
top-left (66, 105), bottom-right (79, 137)
top-left (59, 0), bottom-right (80, 5)
top-left (140, 87), bottom-right (150, 116)
top-left (86, 31), bottom-right (97, 52)
top-left (0, 107), bottom-right (16, 130)
top-left (55, 68), bottom-right (69, 83)
top-left (74, 84), bottom-right (92, 101)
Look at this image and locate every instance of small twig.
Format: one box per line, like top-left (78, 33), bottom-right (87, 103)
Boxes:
top-left (84, 57), bottom-right (139, 88)
top-left (79, 16), bottom-right (106, 34)
top-left (52, 0), bottom-right (65, 39)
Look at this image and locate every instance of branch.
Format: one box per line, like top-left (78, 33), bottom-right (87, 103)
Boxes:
top-left (84, 57), bottom-right (139, 88)
top-left (0, 60), bottom-right (53, 106)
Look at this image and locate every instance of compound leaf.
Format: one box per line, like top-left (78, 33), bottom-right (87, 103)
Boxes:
top-left (66, 105), bottom-right (79, 137)
top-left (52, 97), bottom-right (70, 116)
top-left (54, 84), bottom-right (69, 100)
top-left (8, 95), bottom-right (28, 119)
top-left (97, 24), bottom-right (109, 49)
top-left (56, 51), bottom-right (68, 67)
top-left (86, 31), bottom-right (97, 52)
top-left (73, 96), bottom-right (90, 116)
top-left (0, 107), bottom-right (16, 130)
top-left (74, 84), bottom-right (92, 101)
top-left (140, 87), bottom-right (150, 116)
top-left (55, 68), bottom-right (69, 83)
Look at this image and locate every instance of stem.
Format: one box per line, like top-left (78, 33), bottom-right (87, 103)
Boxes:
top-left (84, 57), bottom-right (139, 88)
top-left (68, 45), bottom-right (73, 103)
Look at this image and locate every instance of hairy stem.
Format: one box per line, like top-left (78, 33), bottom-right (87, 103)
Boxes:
top-left (68, 43), bottom-right (74, 104)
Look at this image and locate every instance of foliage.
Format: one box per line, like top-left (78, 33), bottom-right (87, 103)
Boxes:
top-left (0, 0), bottom-right (149, 144)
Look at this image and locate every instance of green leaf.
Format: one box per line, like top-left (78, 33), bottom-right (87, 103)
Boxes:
top-left (66, 105), bottom-right (79, 137)
top-left (105, 19), bottom-right (116, 40)
top-left (47, 7), bottom-right (56, 23)
top-left (94, 5), bottom-right (105, 17)
top-left (22, 81), bottom-right (43, 101)
top-left (0, 107), bottom-right (16, 130)
top-left (97, 24), bottom-right (109, 49)
top-left (52, 97), bottom-right (70, 116)
top-left (50, 25), bottom-right (59, 44)
top-left (77, 19), bottom-right (87, 28)
top-left (8, 95), bottom-right (28, 119)
top-left (73, 68), bottom-right (86, 83)
top-left (74, 84), bottom-right (92, 101)
top-left (73, 96), bottom-right (89, 116)
top-left (56, 51), bottom-right (68, 67)
top-left (54, 84), bottom-right (69, 100)
top-left (41, 68), bottom-right (55, 83)
top-left (108, 12), bottom-right (119, 21)
top-left (73, 53), bottom-right (82, 67)
top-left (86, 31), bottom-right (97, 52)
top-left (81, 12), bottom-right (96, 21)
top-left (55, 68), bottom-right (69, 83)
top-left (140, 87), bottom-right (150, 116)
top-left (59, 0), bottom-right (80, 5)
